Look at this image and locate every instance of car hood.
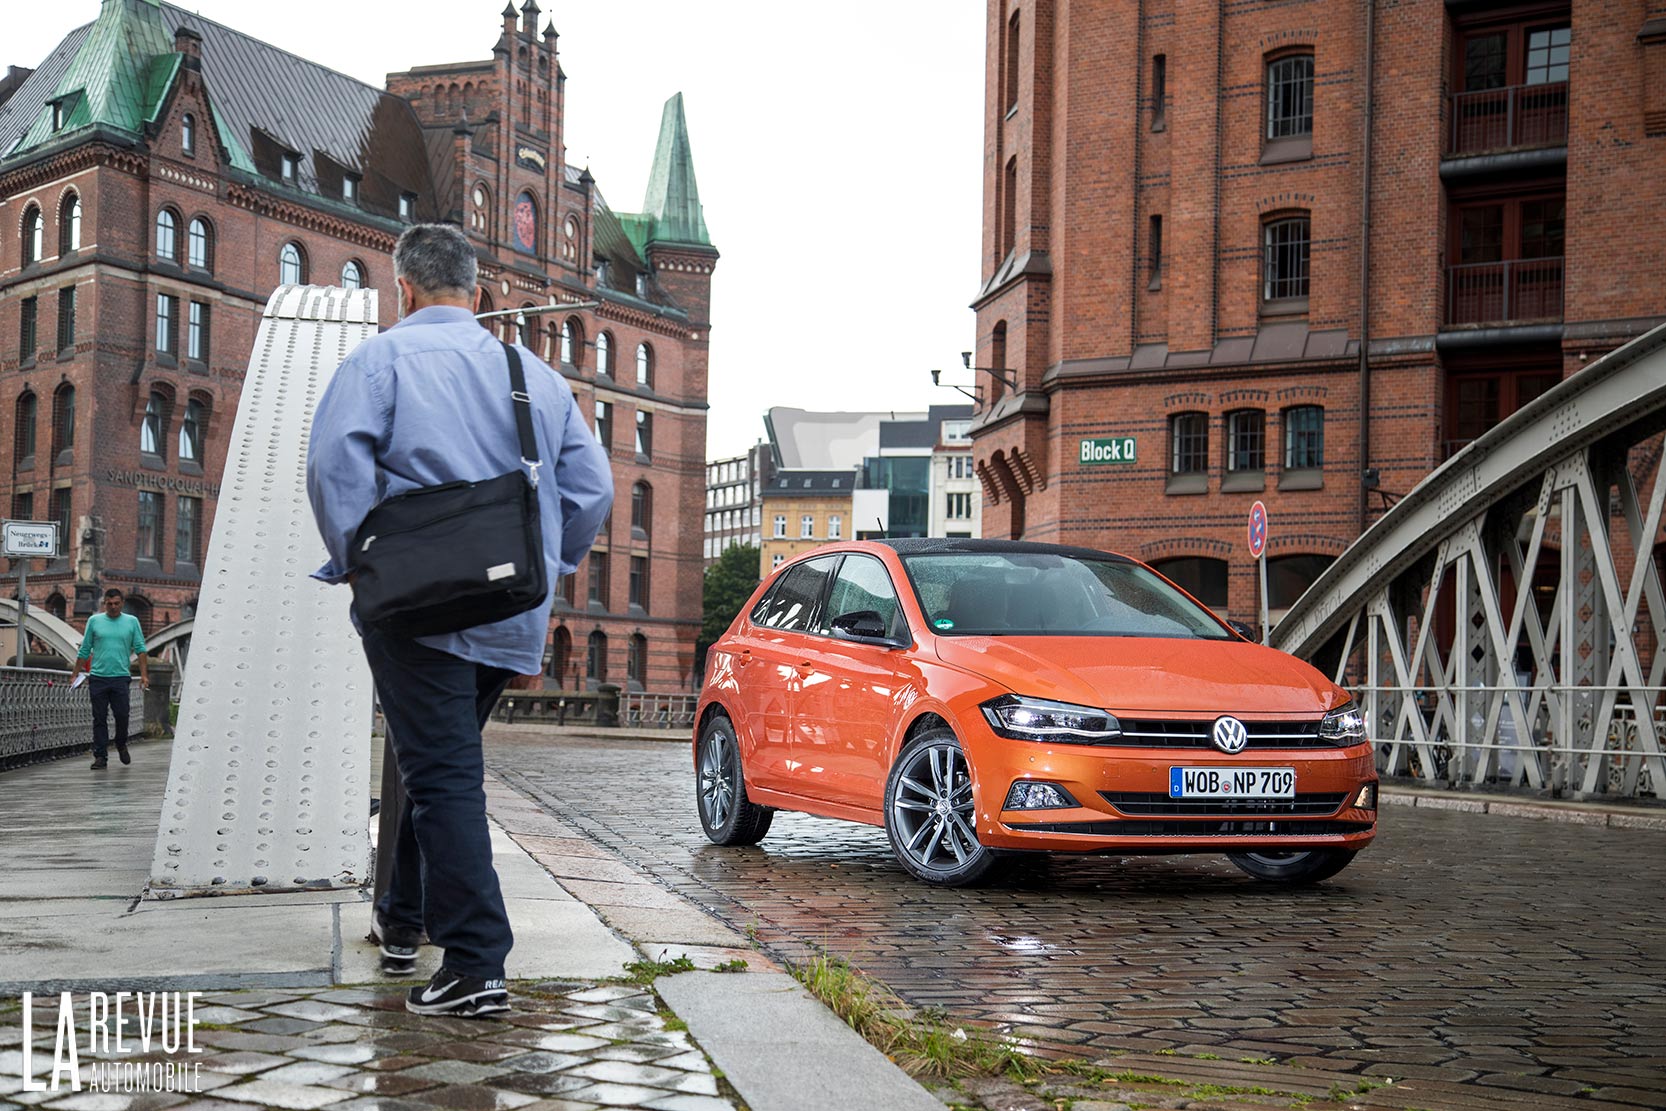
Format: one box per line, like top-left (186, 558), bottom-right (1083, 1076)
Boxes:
top-left (932, 635), bottom-right (1344, 715)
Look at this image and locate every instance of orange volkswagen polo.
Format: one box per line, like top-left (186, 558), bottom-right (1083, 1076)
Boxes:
top-left (693, 539), bottom-right (1377, 886)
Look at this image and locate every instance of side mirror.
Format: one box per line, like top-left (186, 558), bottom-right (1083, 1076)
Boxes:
top-left (829, 609), bottom-right (894, 644)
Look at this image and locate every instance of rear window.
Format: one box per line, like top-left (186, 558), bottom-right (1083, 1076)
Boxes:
top-left (901, 551), bottom-right (1231, 639)
top-left (751, 557), bottom-right (838, 632)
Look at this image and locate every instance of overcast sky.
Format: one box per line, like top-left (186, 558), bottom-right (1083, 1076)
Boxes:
top-left (11, 1), bottom-right (987, 461)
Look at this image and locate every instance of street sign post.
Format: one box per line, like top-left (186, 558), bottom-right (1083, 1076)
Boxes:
top-left (3, 520), bottom-right (59, 668)
top-left (1247, 502), bottom-right (1269, 645)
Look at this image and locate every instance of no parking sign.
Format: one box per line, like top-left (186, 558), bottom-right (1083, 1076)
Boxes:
top-left (1248, 502), bottom-right (1269, 644)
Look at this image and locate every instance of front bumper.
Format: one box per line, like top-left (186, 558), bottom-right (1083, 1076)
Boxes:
top-left (964, 718), bottom-right (1378, 855)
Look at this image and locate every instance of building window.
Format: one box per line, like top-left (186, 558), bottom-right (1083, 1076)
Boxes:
top-left (635, 410), bottom-right (653, 458)
top-left (19, 297), bottom-right (37, 363)
top-left (587, 552), bottom-right (610, 607)
top-left (52, 385), bottom-right (74, 457)
top-left (635, 342), bottom-right (653, 387)
top-left (342, 175), bottom-right (359, 203)
top-left (629, 556), bottom-right (650, 612)
top-left (279, 242), bottom-right (306, 284)
top-left (1148, 214), bottom-right (1163, 290)
top-left (56, 287), bottom-right (76, 352)
top-left (50, 487), bottom-right (71, 548)
top-left (587, 630), bottom-right (608, 686)
top-left (1448, 197), bottom-right (1565, 326)
top-left (13, 392), bottom-right (35, 468)
top-left (22, 205), bottom-right (42, 264)
top-left (946, 492), bottom-right (972, 519)
top-left (176, 495), bottom-right (201, 566)
top-left (1004, 10), bottom-right (1021, 113)
top-left (594, 400), bottom-right (611, 448)
top-left (799, 514), bottom-right (814, 539)
top-left (181, 113), bottom-right (194, 155)
top-left (560, 320), bottom-right (576, 365)
top-left (399, 193), bottom-right (416, 221)
top-left (1266, 54), bottom-right (1314, 140)
top-left (333, 260), bottom-right (363, 290)
top-left (179, 398), bottom-right (205, 462)
top-left (50, 101), bottom-right (65, 131)
top-left (155, 294), bottom-right (178, 356)
top-left (137, 492), bottom-right (162, 561)
top-left (595, 332), bottom-right (612, 376)
top-left (773, 514), bottom-right (786, 539)
top-left (1526, 26), bottom-right (1571, 85)
top-left (12, 492), bottom-right (32, 521)
top-left (1151, 54), bottom-right (1167, 130)
top-left (141, 392), bottom-right (166, 456)
top-left (1169, 412), bottom-right (1208, 475)
top-left (631, 481), bottom-right (652, 539)
top-left (156, 208), bottom-right (178, 261)
top-left (627, 633), bottom-right (648, 689)
top-left (187, 217), bottom-right (210, 270)
top-left (1283, 405), bottom-right (1324, 471)
top-left (513, 191), bottom-right (538, 254)
top-left (1262, 216), bottom-right (1310, 307)
top-left (281, 152), bottom-right (299, 183)
top-left (60, 193), bottom-right (81, 253)
top-left (771, 553), bottom-right (785, 570)
top-left (562, 215), bottom-right (579, 262)
top-left (1001, 157), bottom-right (1017, 259)
top-left (829, 514), bottom-right (842, 539)
top-left (1151, 557), bottom-right (1229, 610)
top-left (188, 301), bottom-right (210, 362)
top-left (1226, 410), bottom-right (1266, 473)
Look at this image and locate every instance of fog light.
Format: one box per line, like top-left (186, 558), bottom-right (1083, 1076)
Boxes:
top-left (1004, 781), bottom-right (1077, 810)
top-left (1354, 783), bottom-right (1378, 810)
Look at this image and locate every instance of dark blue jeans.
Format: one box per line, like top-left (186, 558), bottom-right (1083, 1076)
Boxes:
top-left (88, 676), bottom-right (130, 759)
top-left (363, 628), bottom-right (515, 979)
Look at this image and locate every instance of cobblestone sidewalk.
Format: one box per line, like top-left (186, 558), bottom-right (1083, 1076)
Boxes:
top-left (1, 982), bottom-right (738, 1111)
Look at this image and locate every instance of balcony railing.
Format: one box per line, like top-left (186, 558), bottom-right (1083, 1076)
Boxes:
top-left (1449, 82), bottom-right (1568, 157)
top-left (1446, 257), bottom-right (1564, 327)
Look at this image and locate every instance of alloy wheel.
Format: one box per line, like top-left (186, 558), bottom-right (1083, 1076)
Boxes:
top-left (698, 727), bottom-right (736, 831)
top-left (889, 740), bottom-right (980, 872)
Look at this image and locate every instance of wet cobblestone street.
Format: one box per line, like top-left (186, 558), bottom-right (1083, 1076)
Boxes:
top-left (491, 735), bottom-right (1666, 1108)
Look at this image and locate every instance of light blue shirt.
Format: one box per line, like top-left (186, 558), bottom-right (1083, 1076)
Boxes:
top-left (306, 305), bottom-right (614, 674)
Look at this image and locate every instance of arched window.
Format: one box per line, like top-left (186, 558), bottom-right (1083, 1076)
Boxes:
top-left (59, 193), bottom-right (81, 253)
top-left (178, 398), bottom-right (206, 462)
top-left (595, 332), bottom-right (611, 376)
top-left (627, 634), bottom-right (648, 690)
top-left (513, 190), bottom-right (538, 254)
top-left (547, 626), bottom-right (571, 682)
top-left (156, 208), bottom-right (178, 261)
top-left (1168, 411), bottom-right (1208, 476)
top-left (141, 391), bottom-right (167, 457)
top-left (13, 391), bottom-right (36, 468)
top-left (125, 595), bottom-right (153, 634)
top-left (1005, 10), bottom-right (1021, 112)
top-left (1282, 405), bottom-right (1324, 471)
top-left (340, 259), bottom-right (365, 290)
top-left (631, 481), bottom-right (652, 539)
top-left (1268, 553), bottom-right (1335, 611)
top-left (470, 182), bottom-right (489, 232)
top-left (517, 304), bottom-right (535, 348)
top-left (187, 217), bottom-right (211, 270)
top-left (1262, 214), bottom-right (1311, 306)
top-left (1001, 156), bottom-right (1017, 258)
top-left (45, 593), bottom-right (66, 620)
top-left (477, 289), bottom-right (494, 330)
top-left (1265, 52), bottom-right (1315, 142)
top-left (52, 384), bottom-right (75, 457)
top-left (279, 241), bottom-right (305, 285)
top-left (635, 342), bottom-right (653, 387)
top-left (586, 630), bottom-right (608, 688)
top-left (22, 205), bottom-right (42, 265)
top-left (1151, 557), bottom-right (1230, 610)
top-left (562, 214), bottom-right (578, 262)
top-left (990, 321), bottom-right (1009, 402)
top-left (181, 113), bottom-right (195, 155)
top-left (561, 318), bottom-right (583, 366)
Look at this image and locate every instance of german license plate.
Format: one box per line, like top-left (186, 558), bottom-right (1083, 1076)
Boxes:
top-left (1169, 767), bottom-right (1295, 799)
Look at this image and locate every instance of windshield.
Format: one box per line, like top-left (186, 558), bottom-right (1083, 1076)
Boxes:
top-left (900, 551), bottom-right (1233, 639)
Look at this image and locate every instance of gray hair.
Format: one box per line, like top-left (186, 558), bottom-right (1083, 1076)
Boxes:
top-left (392, 223), bottom-right (478, 298)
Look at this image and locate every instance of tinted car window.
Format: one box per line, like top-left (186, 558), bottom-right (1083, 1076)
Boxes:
top-left (821, 554), bottom-right (907, 640)
top-left (902, 551), bottom-right (1231, 639)
top-left (753, 556), bottom-right (838, 632)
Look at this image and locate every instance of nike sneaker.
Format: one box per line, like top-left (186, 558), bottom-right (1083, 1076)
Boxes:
top-left (406, 967), bottom-right (509, 1017)
top-left (370, 910), bottom-right (421, 977)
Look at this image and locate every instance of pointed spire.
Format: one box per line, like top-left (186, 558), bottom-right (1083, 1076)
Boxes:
top-left (543, 18), bottom-right (557, 42)
top-left (641, 92), bottom-right (710, 246)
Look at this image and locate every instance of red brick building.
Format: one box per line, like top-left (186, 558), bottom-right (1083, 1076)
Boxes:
top-left (0, 0), bottom-right (716, 690)
top-left (972, 0), bottom-right (1665, 629)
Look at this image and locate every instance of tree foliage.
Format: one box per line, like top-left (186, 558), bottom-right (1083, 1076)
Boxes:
top-left (701, 543), bottom-right (762, 649)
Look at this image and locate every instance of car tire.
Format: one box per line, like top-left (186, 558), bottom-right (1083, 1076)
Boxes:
top-left (696, 714), bottom-right (773, 846)
top-left (883, 727), bottom-right (999, 887)
top-left (1226, 848), bottom-right (1357, 884)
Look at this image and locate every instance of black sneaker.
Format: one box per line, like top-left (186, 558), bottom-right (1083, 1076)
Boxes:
top-left (406, 968), bottom-right (509, 1018)
top-left (91, 758), bottom-right (108, 769)
top-left (116, 744), bottom-right (131, 765)
top-left (370, 909), bottom-right (421, 975)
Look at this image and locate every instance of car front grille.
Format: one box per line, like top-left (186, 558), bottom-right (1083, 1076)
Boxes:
top-left (1006, 819), bottom-right (1373, 837)
top-left (1109, 719), bottom-right (1332, 749)
top-left (1099, 791), bottom-right (1347, 817)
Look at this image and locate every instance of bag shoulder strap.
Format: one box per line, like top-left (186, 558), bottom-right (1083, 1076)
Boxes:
top-left (500, 340), bottom-right (541, 484)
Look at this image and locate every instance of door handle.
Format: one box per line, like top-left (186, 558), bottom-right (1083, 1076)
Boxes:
top-left (737, 649), bottom-right (752, 668)
top-left (795, 661), bottom-right (814, 676)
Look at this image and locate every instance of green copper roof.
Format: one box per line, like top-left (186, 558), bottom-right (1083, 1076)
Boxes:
top-left (13, 0), bottom-right (177, 154)
top-left (639, 92), bottom-right (710, 247)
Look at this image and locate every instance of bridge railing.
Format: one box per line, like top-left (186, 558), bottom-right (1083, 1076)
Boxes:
top-left (1, 667), bottom-right (143, 770)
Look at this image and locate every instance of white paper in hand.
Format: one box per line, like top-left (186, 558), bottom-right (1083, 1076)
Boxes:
top-left (71, 672), bottom-right (87, 690)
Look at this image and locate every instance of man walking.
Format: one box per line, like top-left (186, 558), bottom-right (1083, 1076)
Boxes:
top-left (307, 224), bottom-right (612, 1018)
top-left (73, 587), bottom-right (150, 769)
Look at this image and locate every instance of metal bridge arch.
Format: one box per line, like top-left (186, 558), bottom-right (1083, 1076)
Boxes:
top-left (0, 598), bottom-right (81, 661)
top-left (1272, 324), bottom-right (1666, 799)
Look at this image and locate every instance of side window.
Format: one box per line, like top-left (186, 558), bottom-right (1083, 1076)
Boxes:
top-left (822, 555), bottom-right (906, 641)
top-left (753, 557), bottom-right (838, 632)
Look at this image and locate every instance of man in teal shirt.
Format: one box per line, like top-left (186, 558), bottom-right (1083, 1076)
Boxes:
top-left (73, 587), bottom-right (150, 769)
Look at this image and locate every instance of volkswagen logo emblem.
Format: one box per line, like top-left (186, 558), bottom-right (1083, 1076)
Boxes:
top-left (1211, 715), bottom-right (1248, 754)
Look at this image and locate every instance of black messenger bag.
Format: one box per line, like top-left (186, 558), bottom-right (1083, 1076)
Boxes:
top-left (347, 341), bottom-right (548, 638)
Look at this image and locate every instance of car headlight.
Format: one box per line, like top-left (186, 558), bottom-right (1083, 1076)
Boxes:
top-left (1318, 701), bottom-right (1366, 745)
top-left (981, 694), bottom-right (1122, 744)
